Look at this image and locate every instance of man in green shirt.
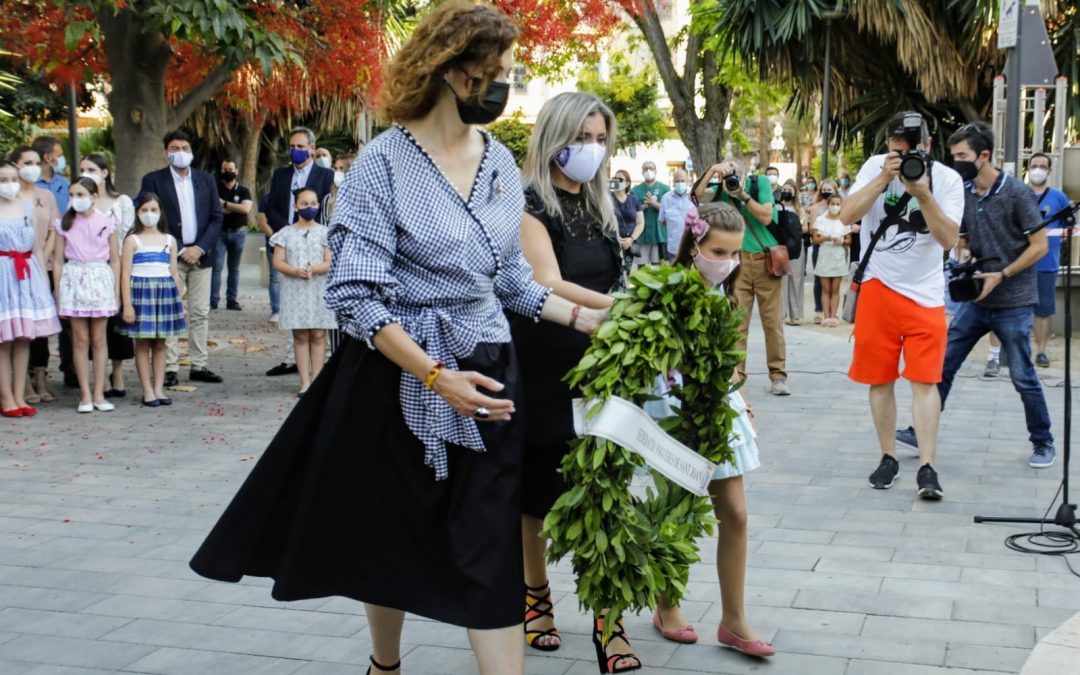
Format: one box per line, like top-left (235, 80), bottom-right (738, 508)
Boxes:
top-left (695, 160), bottom-right (791, 395)
top-left (630, 160), bottom-right (669, 264)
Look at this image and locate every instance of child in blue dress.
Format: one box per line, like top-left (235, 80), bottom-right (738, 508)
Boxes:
top-left (0, 160), bottom-right (61, 417)
top-left (647, 202), bottom-right (775, 658)
top-left (118, 193), bottom-right (186, 407)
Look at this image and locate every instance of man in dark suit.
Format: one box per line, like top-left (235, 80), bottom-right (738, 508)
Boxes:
top-left (263, 126), bottom-right (335, 377)
top-left (139, 130), bottom-right (225, 386)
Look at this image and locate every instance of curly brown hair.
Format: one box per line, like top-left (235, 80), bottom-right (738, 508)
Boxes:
top-left (380, 1), bottom-right (519, 122)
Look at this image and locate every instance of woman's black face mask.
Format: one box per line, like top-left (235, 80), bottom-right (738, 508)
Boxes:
top-left (446, 69), bottom-right (511, 125)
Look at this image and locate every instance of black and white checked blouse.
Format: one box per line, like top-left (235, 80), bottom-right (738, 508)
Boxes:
top-left (326, 125), bottom-right (552, 480)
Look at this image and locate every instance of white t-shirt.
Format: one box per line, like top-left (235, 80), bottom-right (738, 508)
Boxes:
top-left (851, 155), bottom-right (965, 307)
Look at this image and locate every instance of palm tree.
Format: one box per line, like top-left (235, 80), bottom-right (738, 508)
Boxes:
top-left (698, 0), bottom-right (1075, 157)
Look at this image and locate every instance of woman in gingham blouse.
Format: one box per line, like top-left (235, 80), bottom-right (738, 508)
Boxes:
top-left (189, 3), bottom-right (605, 674)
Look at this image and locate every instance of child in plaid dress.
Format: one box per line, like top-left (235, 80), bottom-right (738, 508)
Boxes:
top-left (118, 193), bottom-right (186, 407)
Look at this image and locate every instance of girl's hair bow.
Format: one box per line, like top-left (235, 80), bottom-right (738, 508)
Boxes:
top-left (685, 211), bottom-right (709, 243)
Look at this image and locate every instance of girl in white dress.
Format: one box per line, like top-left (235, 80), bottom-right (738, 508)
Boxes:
top-left (270, 187), bottom-right (336, 396)
top-left (648, 203), bottom-right (775, 658)
top-left (811, 194), bottom-right (851, 327)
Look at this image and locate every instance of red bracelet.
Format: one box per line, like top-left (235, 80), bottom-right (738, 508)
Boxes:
top-left (568, 304), bottom-right (582, 330)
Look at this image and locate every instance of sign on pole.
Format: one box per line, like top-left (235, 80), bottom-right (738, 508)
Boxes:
top-left (998, 0), bottom-right (1019, 49)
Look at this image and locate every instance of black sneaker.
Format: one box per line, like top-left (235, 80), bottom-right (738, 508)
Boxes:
top-left (895, 425), bottom-right (918, 449)
top-left (226, 301), bottom-right (243, 311)
top-left (266, 362), bottom-right (299, 376)
top-left (869, 455), bottom-right (899, 489)
top-left (190, 367), bottom-right (223, 383)
top-left (916, 464), bottom-right (943, 500)
top-left (163, 371), bottom-right (179, 388)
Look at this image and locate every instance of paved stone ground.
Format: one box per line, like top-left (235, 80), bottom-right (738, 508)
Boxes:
top-left (1, 264), bottom-right (1078, 675)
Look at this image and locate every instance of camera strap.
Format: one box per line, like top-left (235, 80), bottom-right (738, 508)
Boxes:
top-left (851, 191), bottom-right (913, 285)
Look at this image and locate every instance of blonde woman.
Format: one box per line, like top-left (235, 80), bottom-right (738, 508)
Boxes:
top-left (512, 92), bottom-right (638, 673)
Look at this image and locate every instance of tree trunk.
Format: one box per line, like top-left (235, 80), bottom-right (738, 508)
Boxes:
top-left (99, 9), bottom-right (172, 197)
top-left (758, 102), bottom-right (770, 170)
top-left (628, 1), bottom-right (729, 178)
top-left (240, 115), bottom-right (264, 206)
top-left (97, 7), bottom-right (237, 197)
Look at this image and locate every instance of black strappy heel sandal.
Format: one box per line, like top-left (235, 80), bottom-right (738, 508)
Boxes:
top-left (366, 655), bottom-right (400, 674)
top-left (524, 581), bottom-right (561, 651)
top-left (592, 615), bottom-right (642, 673)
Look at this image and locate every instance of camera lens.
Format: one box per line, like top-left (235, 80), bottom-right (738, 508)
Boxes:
top-left (723, 174), bottom-right (741, 192)
top-left (899, 154), bottom-right (926, 181)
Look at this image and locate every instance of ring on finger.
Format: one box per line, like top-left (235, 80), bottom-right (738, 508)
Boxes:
top-left (473, 407), bottom-right (491, 419)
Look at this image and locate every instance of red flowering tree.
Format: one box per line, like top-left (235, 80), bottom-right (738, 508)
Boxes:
top-left (2, 0), bottom-right (624, 195)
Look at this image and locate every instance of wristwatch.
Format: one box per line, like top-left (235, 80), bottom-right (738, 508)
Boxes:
top-left (741, 193), bottom-right (753, 204)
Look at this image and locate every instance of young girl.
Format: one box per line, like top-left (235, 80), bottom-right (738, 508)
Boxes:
top-left (81, 153), bottom-right (135, 397)
top-left (0, 160), bottom-right (61, 417)
top-left (811, 194), bottom-right (850, 327)
top-left (270, 187), bottom-right (335, 396)
top-left (9, 146), bottom-right (61, 403)
top-left (650, 202), bottom-right (775, 658)
top-left (118, 194), bottom-right (186, 407)
top-left (51, 177), bottom-right (120, 413)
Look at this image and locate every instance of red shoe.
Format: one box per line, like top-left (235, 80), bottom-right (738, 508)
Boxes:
top-left (717, 625), bottom-right (775, 657)
top-left (20, 407), bottom-right (36, 417)
top-left (1, 408), bottom-right (24, 418)
top-left (652, 611), bottom-right (698, 643)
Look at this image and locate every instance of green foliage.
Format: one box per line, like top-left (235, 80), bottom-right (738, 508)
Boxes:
top-left (544, 263), bottom-right (745, 631)
top-left (78, 125), bottom-right (115, 163)
top-left (722, 58), bottom-right (788, 154)
top-left (65, 0), bottom-right (299, 74)
top-left (487, 112), bottom-right (531, 167)
top-left (578, 55), bottom-right (668, 151)
top-left (0, 53), bottom-right (29, 149)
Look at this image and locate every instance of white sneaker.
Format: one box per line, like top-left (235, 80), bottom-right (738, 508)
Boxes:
top-left (269, 313), bottom-right (280, 323)
top-left (77, 402), bottom-right (94, 413)
top-left (93, 401), bottom-right (115, 412)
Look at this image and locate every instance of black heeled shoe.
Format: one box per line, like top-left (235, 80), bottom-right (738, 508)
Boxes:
top-left (524, 581), bottom-right (561, 651)
top-left (366, 655), bottom-right (400, 674)
top-left (592, 615), bottom-right (641, 673)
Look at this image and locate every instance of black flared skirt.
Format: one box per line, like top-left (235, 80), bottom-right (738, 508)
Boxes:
top-left (189, 337), bottom-right (526, 629)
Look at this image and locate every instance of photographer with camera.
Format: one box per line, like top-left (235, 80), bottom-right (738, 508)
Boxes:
top-left (840, 111), bottom-right (965, 499)
top-left (895, 122), bottom-right (1056, 470)
top-left (695, 159), bottom-right (790, 395)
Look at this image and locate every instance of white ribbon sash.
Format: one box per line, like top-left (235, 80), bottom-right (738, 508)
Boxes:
top-left (572, 396), bottom-right (717, 497)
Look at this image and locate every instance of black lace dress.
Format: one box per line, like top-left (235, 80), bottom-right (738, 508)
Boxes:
top-left (512, 187), bottom-right (622, 518)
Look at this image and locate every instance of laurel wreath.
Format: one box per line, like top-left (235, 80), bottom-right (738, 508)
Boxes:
top-left (543, 263), bottom-right (745, 631)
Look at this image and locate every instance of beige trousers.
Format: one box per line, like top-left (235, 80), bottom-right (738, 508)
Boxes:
top-left (734, 254), bottom-right (788, 381)
top-left (166, 261), bottom-right (211, 372)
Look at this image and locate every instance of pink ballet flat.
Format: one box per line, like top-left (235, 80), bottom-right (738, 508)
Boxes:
top-left (717, 624), bottom-right (775, 657)
top-left (652, 611), bottom-right (698, 644)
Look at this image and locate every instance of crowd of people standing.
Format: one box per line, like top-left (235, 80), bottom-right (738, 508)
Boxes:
top-left (0, 121), bottom-right (366, 410)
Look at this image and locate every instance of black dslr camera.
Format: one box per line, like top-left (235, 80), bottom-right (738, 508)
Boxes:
top-left (896, 112), bottom-right (929, 181)
top-left (948, 257), bottom-right (1000, 302)
top-left (723, 171), bottom-right (741, 193)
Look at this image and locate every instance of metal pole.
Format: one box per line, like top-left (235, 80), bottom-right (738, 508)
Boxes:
top-left (1052, 77), bottom-right (1067, 188)
top-left (65, 82), bottom-right (79, 181)
top-left (1003, 14), bottom-right (1022, 174)
top-left (1032, 88), bottom-right (1046, 153)
top-left (821, 18), bottom-right (833, 180)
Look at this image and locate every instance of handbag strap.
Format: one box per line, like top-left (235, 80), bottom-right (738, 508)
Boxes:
top-left (851, 191), bottom-right (913, 285)
top-left (745, 217), bottom-right (774, 253)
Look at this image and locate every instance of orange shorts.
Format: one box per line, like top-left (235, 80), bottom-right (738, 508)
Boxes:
top-left (848, 279), bottom-right (947, 385)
